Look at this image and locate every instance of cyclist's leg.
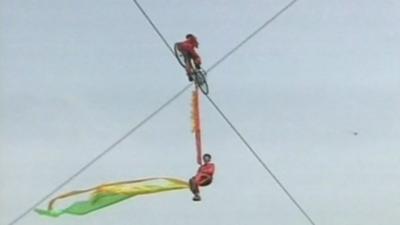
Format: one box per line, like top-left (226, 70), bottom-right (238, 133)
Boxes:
top-left (181, 52), bottom-right (194, 81)
top-left (179, 50), bottom-right (191, 73)
top-left (193, 57), bottom-right (201, 69)
top-left (187, 48), bottom-right (201, 69)
top-left (184, 56), bottom-right (193, 75)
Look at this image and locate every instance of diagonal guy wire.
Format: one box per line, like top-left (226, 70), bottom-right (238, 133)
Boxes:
top-left (205, 95), bottom-right (316, 225)
top-left (7, 85), bottom-right (191, 225)
top-left (206, 0), bottom-right (300, 73)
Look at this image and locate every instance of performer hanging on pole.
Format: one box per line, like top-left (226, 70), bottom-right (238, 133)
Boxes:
top-left (189, 153), bottom-right (215, 201)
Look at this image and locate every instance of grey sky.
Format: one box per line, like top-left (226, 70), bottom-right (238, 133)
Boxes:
top-left (1, 0), bottom-right (400, 225)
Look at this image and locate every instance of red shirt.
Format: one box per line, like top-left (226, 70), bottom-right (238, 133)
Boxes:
top-left (198, 163), bottom-right (215, 176)
top-left (183, 37), bottom-right (199, 48)
top-left (179, 38), bottom-right (200, 61)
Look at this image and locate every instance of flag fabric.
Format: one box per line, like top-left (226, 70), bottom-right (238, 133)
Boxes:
top-left (35, 177), bottom-right (188, 217)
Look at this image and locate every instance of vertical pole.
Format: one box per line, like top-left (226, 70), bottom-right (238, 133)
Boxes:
top-left (192, 86), bottom-right (203, 165)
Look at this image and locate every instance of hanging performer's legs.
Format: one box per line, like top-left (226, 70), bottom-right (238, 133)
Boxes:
top-left (189, 174), bottom-right (212, 201)
top-left (189, 177), bottom-right (200, 201)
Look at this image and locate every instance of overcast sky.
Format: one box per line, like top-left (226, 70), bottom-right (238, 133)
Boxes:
top-left (1, 1), bottom-right (400, 225)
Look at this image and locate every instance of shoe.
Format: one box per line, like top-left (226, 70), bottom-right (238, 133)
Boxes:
top-left (192, 195), bottom-right (201, 201)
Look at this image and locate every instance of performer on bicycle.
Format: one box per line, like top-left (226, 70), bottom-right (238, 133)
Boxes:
top-left (189, 153), bottom-right (215, 201)
top-left (176, 34), bottom-right (202, 81)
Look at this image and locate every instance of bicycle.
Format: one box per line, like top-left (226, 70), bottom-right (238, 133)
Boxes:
top-left (174, 43), bottom-right (209, 95)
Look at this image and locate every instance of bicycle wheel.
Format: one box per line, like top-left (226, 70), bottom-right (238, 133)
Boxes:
top-left (195, 70), bottom-right (209, 95)
top-left (174, 43), bottom-right (186, 68)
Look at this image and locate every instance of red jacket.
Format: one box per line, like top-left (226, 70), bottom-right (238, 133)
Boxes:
top-left (198, 163), bottom-right (215, 176)
top-left (179, 38), bottom-right (200, 61)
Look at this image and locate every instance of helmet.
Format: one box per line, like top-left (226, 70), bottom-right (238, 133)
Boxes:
top-left (186, 33), bottom-right (196, 39)
top-left (185, 34), bottom-right (199, 47)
